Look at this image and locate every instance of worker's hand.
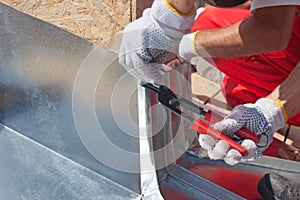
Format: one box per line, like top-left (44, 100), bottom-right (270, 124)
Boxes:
top-left (119, 0), bottom-right (195, 84)
top-left (178, 31), bottom-right (211, 62)
top-left (178, 31), bottom-right (200, 62)
top-left (198, 98), bottom-right (286, 165)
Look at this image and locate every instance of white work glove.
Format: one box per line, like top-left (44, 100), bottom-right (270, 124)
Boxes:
top-left (179, 31), bottom-right (211, 62)
top-left (119, 0), bottom-right (196, 84)
top-left (177, 7), bottom-right (206, 62)
top-left (198, 98), bottom-right (287, 165)
top-left (179, 31), bottom-right (200, 62)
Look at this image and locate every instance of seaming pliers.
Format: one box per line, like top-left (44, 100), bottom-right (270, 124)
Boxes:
top-left (141, 82), bottom-right (259, 156)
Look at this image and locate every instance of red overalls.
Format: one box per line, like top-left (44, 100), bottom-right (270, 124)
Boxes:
top-left (191, 6), bottom-right (300, 126)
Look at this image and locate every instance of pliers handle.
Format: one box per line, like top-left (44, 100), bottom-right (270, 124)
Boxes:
top-left (142, 82), bottom-right (258, 156)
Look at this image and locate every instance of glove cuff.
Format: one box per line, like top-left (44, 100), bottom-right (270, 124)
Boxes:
top-left (150, 0), bottom-right (196, 32)
top-left (178, 31), bottom-right (200, 61)
top-left (273, 100), bottom-right (288, 122)
top-left (255, 98), bottom-right (286, 133)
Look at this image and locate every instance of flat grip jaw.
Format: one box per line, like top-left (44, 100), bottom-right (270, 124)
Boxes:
top-left (191, 119), bottom-right (248, 156)
top-left (157, 85), bottom-right (180, 109)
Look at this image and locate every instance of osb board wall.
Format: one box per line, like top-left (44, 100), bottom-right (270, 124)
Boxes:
top-left (0, 0), bottom-right (153, 48)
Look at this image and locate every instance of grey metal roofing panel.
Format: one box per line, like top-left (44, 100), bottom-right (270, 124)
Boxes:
top-left (0, 124), bottom-right (141, 200)
top-left (0, 2), bottom-right (142, 194)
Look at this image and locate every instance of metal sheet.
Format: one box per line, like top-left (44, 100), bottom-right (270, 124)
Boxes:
top-left (176, 153), bottom-right (300, 199)
top-left (143, 64), bottom-right (246, 199)
top-left (160, 164), bottom-right (245, 200)
top-left (0, 124), bottom-right (141, 200)
top-left (0, 2), bottom-right (142, 195)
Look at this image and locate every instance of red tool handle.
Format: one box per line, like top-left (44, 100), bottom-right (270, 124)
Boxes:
top-left (191, 119), bottom-right (248, 156)
top-left (204, 110), bottom-right (259, 143)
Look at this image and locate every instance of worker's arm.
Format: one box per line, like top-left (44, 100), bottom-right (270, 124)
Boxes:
top-left (201, 63), bottom-right (300, 165)
top-left (119, 0), bottom-right (196, 84)
top-left (194, 5), bottom-right (297, 58)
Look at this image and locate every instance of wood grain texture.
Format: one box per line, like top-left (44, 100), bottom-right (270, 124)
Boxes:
top-left (0, 0), bottom-right (153, 48)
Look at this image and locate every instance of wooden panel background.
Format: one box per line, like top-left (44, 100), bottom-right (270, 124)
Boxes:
top-left (1, 0), bottom-right (153, 48)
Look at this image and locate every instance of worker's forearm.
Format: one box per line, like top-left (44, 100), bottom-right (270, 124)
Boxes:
top-left (168, 0), bottom-right (196, 15)
top-left (195, 6), bottom-right (296, 58)
top-left (268, 63), bottom-right (300, 119)
top-left (195, 21), bottom-right (245, 57)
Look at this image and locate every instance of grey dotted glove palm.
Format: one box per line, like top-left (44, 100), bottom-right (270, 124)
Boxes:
top-left (198, 98), bottom-right (287, 165)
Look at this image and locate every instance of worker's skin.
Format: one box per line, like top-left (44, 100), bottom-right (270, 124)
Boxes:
top-left (168, 0), bottom-right (300, 120)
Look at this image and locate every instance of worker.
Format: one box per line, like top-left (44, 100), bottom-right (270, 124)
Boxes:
top-left (119, 0), bottom-right (300, 164)
top-left (119, 0), bottom-right (300, 199)
top-left (178, 0), bottom-right (300, 164)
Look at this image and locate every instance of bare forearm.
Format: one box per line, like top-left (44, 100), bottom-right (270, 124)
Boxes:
top-left (168, 0), bottom-right (196, 15)
top-left (195, 6), bottom-right (296, 58)
top-left (268, 63), bottom-right (300, 119)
